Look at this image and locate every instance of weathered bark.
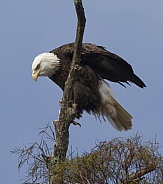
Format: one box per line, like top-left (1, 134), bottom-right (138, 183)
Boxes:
top-left (48, 0), bottom-right (86, 183)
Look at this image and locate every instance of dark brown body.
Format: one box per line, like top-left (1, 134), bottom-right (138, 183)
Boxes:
top-left (49, 43), bottom-right (145, 118)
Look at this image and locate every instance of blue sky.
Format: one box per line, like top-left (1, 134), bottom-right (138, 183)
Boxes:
top-left (1, 0), bottom-right (163, 183)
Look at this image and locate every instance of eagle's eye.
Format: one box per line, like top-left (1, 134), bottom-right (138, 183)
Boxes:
top-left (35, 63), bottom-right (40, 70)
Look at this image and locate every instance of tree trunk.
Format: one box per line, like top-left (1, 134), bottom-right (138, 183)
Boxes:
top-left (48, 1), bottom-right (86, 183)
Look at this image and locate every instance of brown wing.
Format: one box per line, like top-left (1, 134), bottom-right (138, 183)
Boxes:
top-left (50, 43), bottom-right (146, 88)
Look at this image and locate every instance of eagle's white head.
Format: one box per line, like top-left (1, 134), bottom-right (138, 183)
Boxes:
top-left (32, 53), bottom-right (60, 81)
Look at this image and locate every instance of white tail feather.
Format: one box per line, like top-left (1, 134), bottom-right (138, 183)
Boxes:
top-left (98, 80), bottom-right (132, 131)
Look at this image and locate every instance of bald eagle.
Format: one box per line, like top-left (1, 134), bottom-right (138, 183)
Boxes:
top-left (32, 43), bottom-right (145, 131)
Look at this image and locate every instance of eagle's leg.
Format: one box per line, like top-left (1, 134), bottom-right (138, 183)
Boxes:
top-left (72, 103), bottom-right (77, 111)
top-left (71, 103), bottom-right (81, 126)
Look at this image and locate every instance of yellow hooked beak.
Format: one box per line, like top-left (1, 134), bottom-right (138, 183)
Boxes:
top-left (32, 70), bottom-right (40, 81)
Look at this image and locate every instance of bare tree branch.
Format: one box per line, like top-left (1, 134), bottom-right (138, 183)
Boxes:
top-left (47, 0), bottom-right (86, 183)
top-left (53, 0), bottom-right (86, 162)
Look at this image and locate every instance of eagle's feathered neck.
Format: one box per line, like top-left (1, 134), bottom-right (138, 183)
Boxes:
top-left (32, 53), bottom-right (60, 80)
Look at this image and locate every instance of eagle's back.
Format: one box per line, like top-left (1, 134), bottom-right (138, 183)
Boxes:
top-left (50, 43), bottom-right (145, 88)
